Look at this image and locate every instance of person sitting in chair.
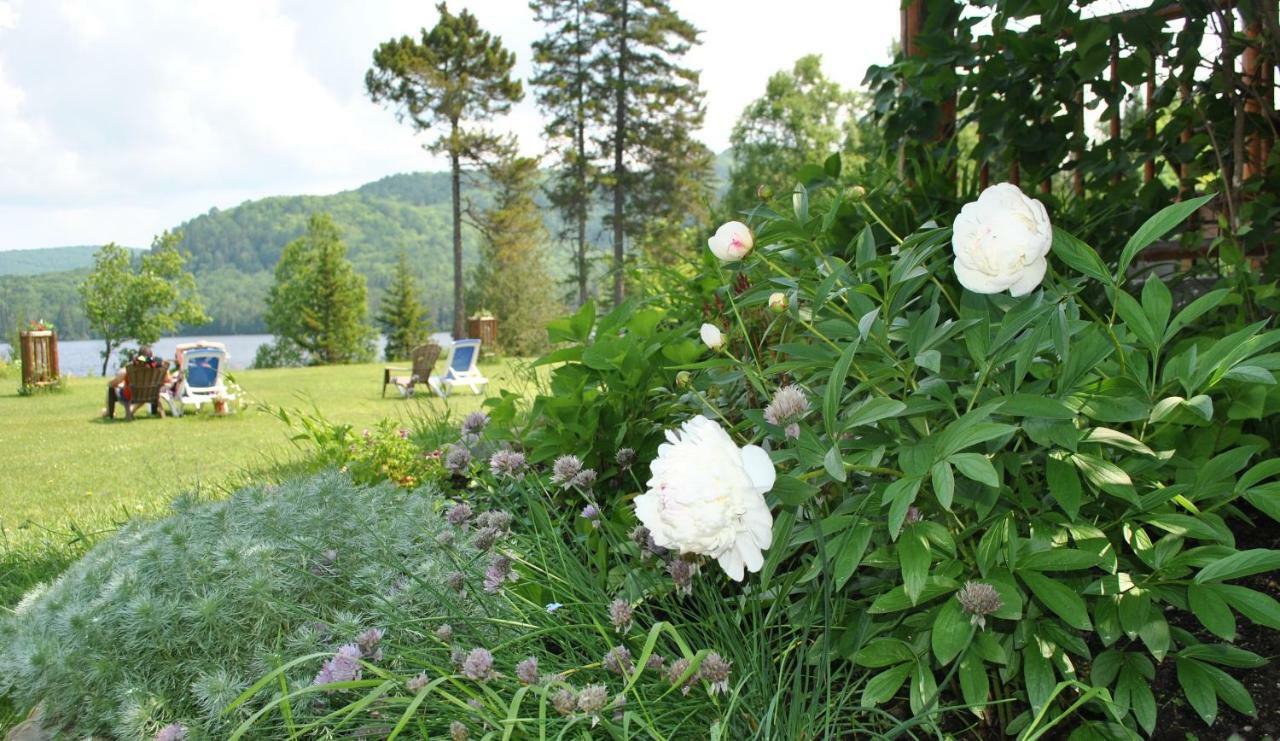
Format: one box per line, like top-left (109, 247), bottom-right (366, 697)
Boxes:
top-left (103, 346), bottom-right (167, 419)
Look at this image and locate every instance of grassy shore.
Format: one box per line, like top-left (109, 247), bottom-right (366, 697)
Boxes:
top-left (0, 358), bottom-right (536, 607)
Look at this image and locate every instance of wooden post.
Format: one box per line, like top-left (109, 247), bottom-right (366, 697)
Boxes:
top-left (900, 0), bottom-right (958, 180)
top-left (1179, 81), bottom-right (1193, 201)
top-left (1111, 36), bottom-right (1124, 185)
top-left (1241, 4), bottom-right (1272, 179)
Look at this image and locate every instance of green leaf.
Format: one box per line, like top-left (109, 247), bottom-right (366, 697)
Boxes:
top-left (931, 460), bottom-right (955, 510)
top-left (1139, 609), bottom-right (1171, 661)
top-left (861, 663), bottom-right (911, 707)
top-left (854, 638), bottom-right (916, 668)
top-left (1217, 584), bottom-right (1280, 629)
top-left (823, 445), bottom-right (847, 483)
top-left (1117, 194), bottom-right (1215, 277)
top-left (844, 397), bottom-right (906, 429)
top-left (884, 476), bottom-right (922, 540)
top-left (1052, 227), bottom-right (1111, 284)
top-left (931, 597), bottom-right (972, 665)
top-left (1179, 643), bottom-right (1266, 669)
top-left (1046, 455), bottom-right (1083, 519)
top-left (1020, 571), bottom-right (1092, 630)
top-left (899, 526), bottom-right (932, 605)
top-left (824, 338), bottom-right (861, 440)
top-left (771, 474), bottom-right (819, 506)
top-left (1113, 289), bottom-right (1158, 351)
top-left (868, 577), bottom-right (958, 613)
top-left (997, 394), bottom-right (1076, 419)
top-left (1202, 662), bottom-right (1256, 717)
top-left (1188, 585), bottom-right (1237, 640)
top-left (1194, 549), bottom-right (1280, 584)
top-left (949, 453), bottom-right (1000, 487)
top-left (1019, 549), bottom-right (1102, 571)
top-left (908, 662), bottom-right (938, 715)
top-left (1023, 643), bottom-right (1055, 714)
top-left (1141, 277), bottom-right (1172, 340)
top-left (824, 152), bottom-right (842, 178)
top-left (830, 523), bottom-right (872, 590)
top-left (958, 647), bottom-right (990, 716)
top-left (1071, 453), bottom-right (1132, 487)
top-left (1176, 657), bottom-right (1218, 726)
top-left (1166, 288), bottom-right (1228, 341)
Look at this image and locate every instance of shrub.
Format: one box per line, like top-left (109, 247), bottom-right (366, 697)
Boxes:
top-left (0, 472), bottom-right (492, 739)
top-left (251, 338), bottom-right (306, 369)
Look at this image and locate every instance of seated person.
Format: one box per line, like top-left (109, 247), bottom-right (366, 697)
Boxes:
top-left (103, 346), bottom-right (169, 419)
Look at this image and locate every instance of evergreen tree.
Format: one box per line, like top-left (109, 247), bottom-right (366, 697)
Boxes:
top-left (467, 143), bottom-right (562, 357)
top-left (376, 252), bottom-right (429, 361)
top-left (590, 0), bottom-right (711, 304)
top-left (265, 214), bottom-right (375, 365)
top-left (726, 55), bottom-right (867, 214)
top-left (530, 0), bottom-right (600, 307)
top-left (366, 2), bottom-right (523, 339)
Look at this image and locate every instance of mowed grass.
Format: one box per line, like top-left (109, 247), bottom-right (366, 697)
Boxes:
top-left (0, 357), bottom-right (537, 608)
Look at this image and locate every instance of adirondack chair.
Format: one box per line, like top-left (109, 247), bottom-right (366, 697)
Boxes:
top-left (427, 339), bottom-right (489, 397)
top-left (122, 364), bottom-right (168, 420)
top-left (383, 342), bottom-right (442, 398)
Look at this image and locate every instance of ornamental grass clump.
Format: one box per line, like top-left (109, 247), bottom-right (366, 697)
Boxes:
top-left (0, 472), bottom-right (496, 739)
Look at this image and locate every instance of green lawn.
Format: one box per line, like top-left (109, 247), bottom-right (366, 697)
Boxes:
top-left (0, 357), bottom-right (537, 607)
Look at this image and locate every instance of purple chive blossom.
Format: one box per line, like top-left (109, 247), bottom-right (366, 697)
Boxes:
top-left (154, 723), bottom-right (187, 741)
top-left (488, 450), bottom-right (527, 478)
top-left (571, 469), bottom-right (598, 490)
top-left (445, 445), bottom-right (472, 475)
top-left (764, 385), bottom-right (810, 438)
top-left (609, 599), bottom-right (633, 633)
top-left (905, 506), bottom-right (924, 525)
top-left (551, 455), bottom-right (583, 486)
top-left (630, 526), bottom-right (666, 558)
top-left (516, 656), bottom-right (540, 684)
top-left (355, 628), bottom-right (385, 661)
top-left (669, 559), bottom-right (696, 596)
top-left (478, 510), bottom-right (513, 531)
top-left (436, 623), bottom-right (454, 643)
top-left (472, 526), bottom-right (501, 552)
top-left (956, 581), bottom-right (1003, 629)
top-left (461, 411), bottom-right (490, 437)
top-left (483, 555), bottom-right (516, 593)
top-left (436, 530), bottom-right (456, 547)
top-left (406, 672), bottom-right (430, 692)
top-left (314, 644), bottom-right (363, 686)
top-left (461, 648), bottom-right (496, 681)
top-left (450, 720), bottom-right (469, 741)
top-left (646, 654), bottom-right (667, 672)
top-left (603, 645), bottom-right (633, 675)
top-left (552, 687), bottom-right (577, 716)
top-left (612, 693), bottom-right (627, 722)
top-left (577, 684), bottom-right (608, 716)
top-left (580, 504), bottom-right (601, 527)
top-left (446, 572), bottom-right (465, 593)
top-left (615, 448), bottom-right (636, 468)
top-left (450, 647), bottom-right (466, 669)
top-left (666, 657), bottom-right (694, 695)
top-left (447, 503), bottom-right (474, 528)
top-left (698, 652), bottom-right (732, 695)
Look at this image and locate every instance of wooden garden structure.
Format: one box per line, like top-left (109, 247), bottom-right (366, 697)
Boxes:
top-left (898, 0), bottom-right (1277, 260)
top-left (19, 330), bottom-right (60, 389)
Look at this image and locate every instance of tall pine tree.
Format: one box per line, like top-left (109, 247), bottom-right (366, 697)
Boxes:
top-left (591, 0), bottom-right (710, 304)
top-left (376, 252), bottom-right (429, 361)
top-left (467, 142), bottom-right (562, 357)
top-left (265, 213), bottom-right (375, 365)
top-left (530, 0), bottom-right (600, 307)
top-left (366, 3), bottom-right (523, 339)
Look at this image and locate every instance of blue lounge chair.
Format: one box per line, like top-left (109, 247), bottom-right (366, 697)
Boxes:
top-left (427, 339), bottom-right (489, 396)
top-left (168, 342), bottom-right (233, 416)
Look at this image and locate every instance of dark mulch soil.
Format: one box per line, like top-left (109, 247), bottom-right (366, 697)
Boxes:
top-left (1150, 513), bottom-right (1280, 741)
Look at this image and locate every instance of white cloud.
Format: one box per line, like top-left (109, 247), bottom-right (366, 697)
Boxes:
top-left (0, 1), bottom-right (897, 251)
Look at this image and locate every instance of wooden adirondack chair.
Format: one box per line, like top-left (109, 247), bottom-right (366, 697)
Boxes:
top-left (382, 343), bottom-right (442, 398)
top-left (123, 364), bottom-right (168, 420)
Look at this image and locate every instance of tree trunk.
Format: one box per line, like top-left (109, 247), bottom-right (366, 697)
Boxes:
top-left (450, 123), bottom-right (466, 339)
top-left (101, 340), bottom-right (112, 376)
top-left (611, 0), bottom-right (628, 307)
top-left (575, 0), bottom-right (589, 307)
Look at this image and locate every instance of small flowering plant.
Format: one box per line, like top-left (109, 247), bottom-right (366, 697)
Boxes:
top-left (669, 170), bottom-right (1279, 736)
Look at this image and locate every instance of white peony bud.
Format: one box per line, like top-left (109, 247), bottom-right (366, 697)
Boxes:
top-left (951, 183), bottom-right (1053, 296)
top-left (700, 323), bottom-right (724, 351)
top-left (707, 221), bottom-right (754, 262)
top-left (634, 416), bottom-right (776, 581)
top-left (767, 292), bottom-right (788, 313)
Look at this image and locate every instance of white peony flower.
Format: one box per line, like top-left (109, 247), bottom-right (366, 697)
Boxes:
top-left (767, 292), bottom-right (788, 313)
top-left (634, 416), bottom-right (776, 581)
top-left (951, 183), bottom-right (1053, 296)
top-left (700, 323), bottom-right (724, 351)
top-left (707, 221), bottom-right (754, 262)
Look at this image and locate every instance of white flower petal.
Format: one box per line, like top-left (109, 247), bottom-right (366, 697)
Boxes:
top-left (951, 183), bottom-right (1052, 296)
top-left (1008, 256), bottom-right (1048, 297)
top-left (717, 548), bottom-right (746, 581)
top-left (740, 445), bottom-right (776, 495)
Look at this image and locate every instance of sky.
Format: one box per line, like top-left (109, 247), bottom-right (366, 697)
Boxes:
top-left (0, 0), bottom-right (900, 252)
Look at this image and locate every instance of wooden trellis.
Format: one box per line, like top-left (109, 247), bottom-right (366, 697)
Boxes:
top-left (19, 330), bottom-right (60, 388)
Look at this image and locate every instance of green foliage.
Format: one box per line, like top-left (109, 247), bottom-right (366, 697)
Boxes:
top-left (725, 54), bottom-right (875, 215)
top-left (79, 233), bottom-right (208, 375)
top-left (270, 409), bottom-right (449, 491)
top-left (0, 245), bottom-right (144, 277)
top-left (377, 252), bottom-right (430, 362)
top-left (265, 214), bottom-right (376, 365)
top-left (467, 148), bottom-right (563, 356)
top-left (367, 1), bottom-right (524, 338)
top-left (0, 472), bottom-right (492, 739)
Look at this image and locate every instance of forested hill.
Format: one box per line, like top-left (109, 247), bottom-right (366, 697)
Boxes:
top-left (0, 245), bottom-right (143, 277)
top-left (0, 172), bottom-right (558, 340)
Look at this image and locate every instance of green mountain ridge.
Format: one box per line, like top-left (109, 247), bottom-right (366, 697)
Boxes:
top-left (0, 245), bottom-right (145, 277)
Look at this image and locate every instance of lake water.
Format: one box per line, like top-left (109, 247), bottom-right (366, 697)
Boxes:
top-left (0, 333), bottom-right (453, 377)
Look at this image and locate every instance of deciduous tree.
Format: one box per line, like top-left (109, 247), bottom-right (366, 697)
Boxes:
top-left (366, 2), bottom-right (523, 338)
